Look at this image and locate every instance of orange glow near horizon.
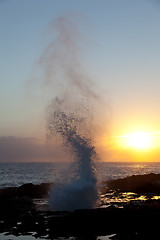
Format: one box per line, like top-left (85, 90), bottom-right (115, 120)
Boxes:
top-left (101, 129), bottom-right (160, 162)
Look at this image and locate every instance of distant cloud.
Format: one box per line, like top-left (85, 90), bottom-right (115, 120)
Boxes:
top-left (0, 136), bottom-right (67, 162)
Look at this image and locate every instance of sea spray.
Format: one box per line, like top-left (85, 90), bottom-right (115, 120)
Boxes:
top-left (47, 98), bottom-right (98, 211)
top-left (34, 15), bottom-right (106, 210)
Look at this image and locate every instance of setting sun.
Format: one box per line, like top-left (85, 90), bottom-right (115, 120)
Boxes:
top-left (115, 130), bottom-right (160, 151)
top-left (123, 131), bottom-right (151, 149)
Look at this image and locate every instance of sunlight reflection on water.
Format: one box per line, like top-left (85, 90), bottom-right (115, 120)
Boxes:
top-left (100, 190), bottom-right (160, 208)
top-left (1, 162), bottom-right (160, 189)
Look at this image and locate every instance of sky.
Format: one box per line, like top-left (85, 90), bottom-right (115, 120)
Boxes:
top-left (1, 0), bottom-right (160, 162)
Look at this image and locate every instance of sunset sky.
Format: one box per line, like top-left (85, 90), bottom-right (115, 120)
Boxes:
top-left (1, 0), bottom-right (160, 162)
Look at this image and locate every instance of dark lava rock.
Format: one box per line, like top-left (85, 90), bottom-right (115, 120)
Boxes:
top-left (1, 176), bottom-right (160, 239)
top-left (17, 182), bottom-right (53, 198)
top-left (106, 173), bottom-right (160, 193)
top-left (0, 195), bottom-right (35, 216)
top-left (29, 206), bottom-right (160, 239)
top-left (0, 182), bottom-right (53, 217)
top-left (0, 182), bottom-right (53, 199)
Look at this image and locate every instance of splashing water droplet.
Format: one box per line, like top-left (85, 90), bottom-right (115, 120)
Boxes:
top-left (47, 97), bottom-right (98, 211)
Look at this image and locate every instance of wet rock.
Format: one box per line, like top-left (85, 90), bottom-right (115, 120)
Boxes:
top-left (0, 182), bottom-right (53, 218)
top-left (17, 183), bottom-right (53, 198)
top-left (1, 175), bottom-right (160, 239)
top-left (0, 182), bottom-right (53, 199)
top-left (0, 195), bottom-right (35, 216)
top-left (106, 173), bottom-right (160, 193)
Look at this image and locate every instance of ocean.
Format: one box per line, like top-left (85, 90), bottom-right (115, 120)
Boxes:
top-left (1, 161), bottom-right (160, 189)
top-left (1, 161), bottom-right (160, 240)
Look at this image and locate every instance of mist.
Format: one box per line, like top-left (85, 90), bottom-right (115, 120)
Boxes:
top-left (35, 14), bottom-right (109, 210)
top-left (37, 14), bottom-right (100, 102)
top-left (36, 14), bottom-right (109, 150)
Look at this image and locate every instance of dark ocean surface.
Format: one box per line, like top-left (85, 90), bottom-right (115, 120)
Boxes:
top-left (1, 161), bottom-right (160, 189)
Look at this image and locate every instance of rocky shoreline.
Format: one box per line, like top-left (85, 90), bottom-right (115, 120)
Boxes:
top-left (1, 173), bottom-right (160, 239)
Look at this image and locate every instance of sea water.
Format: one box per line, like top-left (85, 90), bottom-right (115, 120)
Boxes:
top-left (0, 161), bottom-right (160, 189)
top-left (0, 161), bottom-right (160, 240)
